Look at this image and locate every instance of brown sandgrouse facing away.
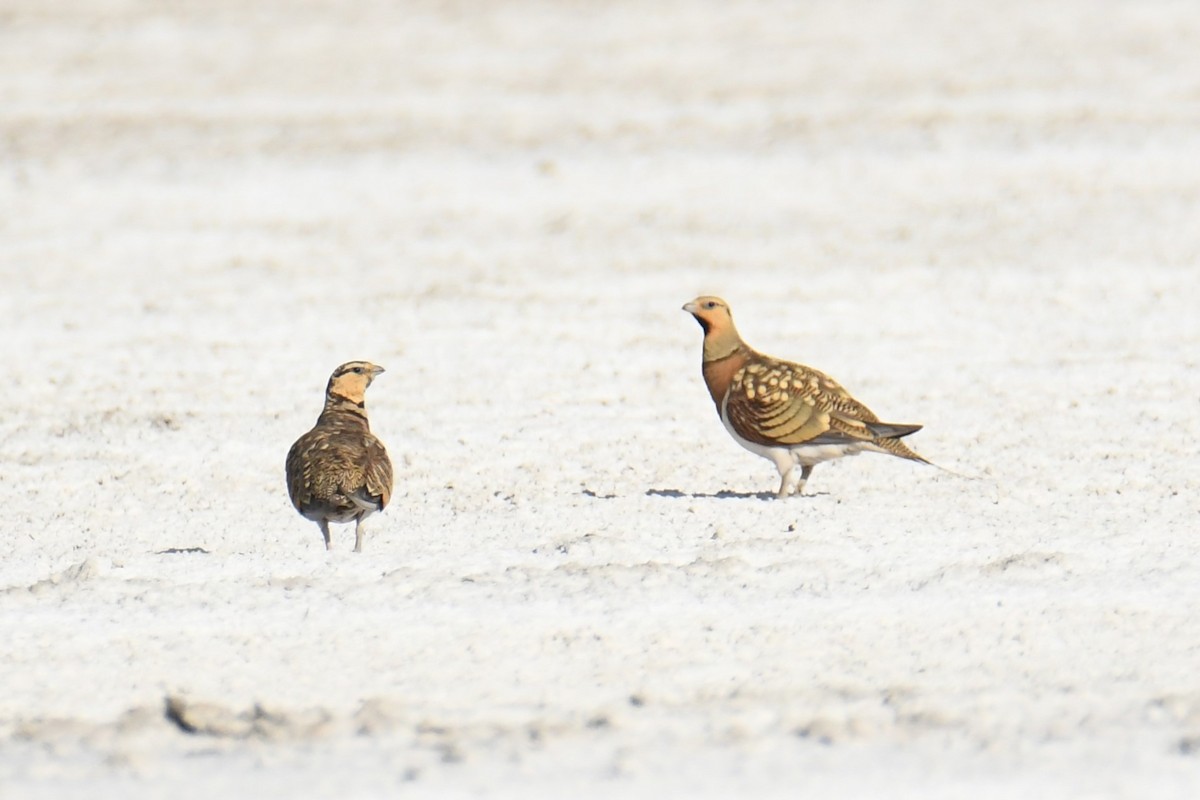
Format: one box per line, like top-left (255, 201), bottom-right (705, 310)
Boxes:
top-left (286, 361), bottom-right (394, 552)
top-left (683, 297), bottom-right (929, 498)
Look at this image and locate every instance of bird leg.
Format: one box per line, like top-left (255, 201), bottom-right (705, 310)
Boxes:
top-left (773, 453), bottom-right (799, 499)
top-left (319, 520), bottom-right (333, 551)
top-left (776, 464), bottom-right (815, 498)
top-left (353, 518), bottom-right (365, 553)
top-left (793, 464), bottom-right (814, 497)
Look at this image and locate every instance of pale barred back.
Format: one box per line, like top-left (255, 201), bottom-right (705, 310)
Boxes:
top-left (287, 421), bottom-right (393, 515)
top-left (725, 359), bottom-right (836, 449)
top-left (734, 359), bottom-right (880, 423)
top-left (725, 356), bottom-right (927, 458)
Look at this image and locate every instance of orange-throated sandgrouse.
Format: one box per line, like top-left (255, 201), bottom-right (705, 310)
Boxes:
top-left (683, 297), bottom-right (928, 497)
top-left (286, 361), bottom-right (394, 551)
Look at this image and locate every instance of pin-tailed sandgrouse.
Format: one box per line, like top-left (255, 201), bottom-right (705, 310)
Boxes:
top-left (286, 361), bottom-right (394, 551)
top-left (683, 297), bottom-right (928, 497)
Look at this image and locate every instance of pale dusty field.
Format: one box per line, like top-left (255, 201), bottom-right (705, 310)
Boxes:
top-left (2, 1), bottom-right (1200, 797)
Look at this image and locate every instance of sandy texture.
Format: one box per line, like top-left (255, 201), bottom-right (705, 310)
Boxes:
top-left (2, 0), bottom-right (1200, 796)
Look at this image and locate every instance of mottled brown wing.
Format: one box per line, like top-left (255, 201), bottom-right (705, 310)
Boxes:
top-left (286, 425), bottom-right (391, 513)
top-left (724, 359), bottom-right (884, 448)
top-left (287, 429), bottom-right (359, 511)
top-left (285, 430), bottom-right (319, 512)
top-left (362, 434), bottom-right (393, 509)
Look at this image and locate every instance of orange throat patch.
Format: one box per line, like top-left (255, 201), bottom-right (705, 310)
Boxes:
top-left (701, 351), bottom-right (748, 408)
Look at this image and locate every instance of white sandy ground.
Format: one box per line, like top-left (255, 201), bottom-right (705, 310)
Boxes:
top-left (1, 0), bottom-right (1200, 796)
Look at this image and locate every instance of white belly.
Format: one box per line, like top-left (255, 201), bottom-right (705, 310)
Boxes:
top-left (719, 396), bottom-right (875, 472)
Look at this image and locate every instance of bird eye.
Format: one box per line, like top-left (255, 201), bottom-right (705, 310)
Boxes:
top-left (352, 367), bottom-right (364, 374)
top-left (704, 301), bottom-right (717, 309)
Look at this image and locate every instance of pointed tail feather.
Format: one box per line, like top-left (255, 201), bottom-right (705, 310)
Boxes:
top-left (869, 422), bottom-right (982, 480)
top-left (873, 435), bottom-right (931, 464)
top-left (866, 421), bottom-right (923, 439)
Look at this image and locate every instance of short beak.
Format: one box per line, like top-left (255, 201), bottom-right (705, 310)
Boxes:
top-left (682, 302), bottom-right (698, 314)
top-left (370, 365), bottom-right (386, 377)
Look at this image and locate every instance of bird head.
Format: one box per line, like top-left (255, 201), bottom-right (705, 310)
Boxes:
top-left (325, 361), bottom-right (385, 407)
top-left (682, 296), bottom-right (743, 360)
top-left (682, 296), bottom-right (733, 334)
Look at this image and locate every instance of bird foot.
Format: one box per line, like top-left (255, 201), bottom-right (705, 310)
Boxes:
top-left (775, 480), bottom-right (809, 499)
